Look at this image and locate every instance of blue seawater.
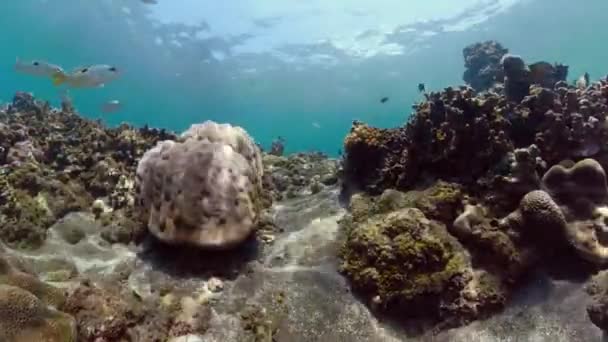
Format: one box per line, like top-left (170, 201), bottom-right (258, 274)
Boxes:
top-left (0, 0), bottom-right (607, 156)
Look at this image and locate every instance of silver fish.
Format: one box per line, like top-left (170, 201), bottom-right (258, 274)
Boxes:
top-left (15, 58), bottom-right (64, 78)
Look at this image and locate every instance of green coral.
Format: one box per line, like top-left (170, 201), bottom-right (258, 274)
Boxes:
top-left (340, 207), bottom-right (469, 314)
top-left (0, 188), bottom-right (54, 249)
top-left (347, 189), bottom-right (417, 225)
top-left (414, 181), bottom-right (463, 223)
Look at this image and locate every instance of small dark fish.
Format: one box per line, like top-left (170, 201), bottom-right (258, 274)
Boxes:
top-left (337, 149), bottom-right (343, 156)
top-left (380, 97), bottom-right (389, 103)
top-left (418, 83), bottom-right (426, 93)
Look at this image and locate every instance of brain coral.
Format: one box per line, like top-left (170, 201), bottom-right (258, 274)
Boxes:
top-left (135, 121), bottom-right (264, 249)
top-left (0, 284), bottom-right (76, 342)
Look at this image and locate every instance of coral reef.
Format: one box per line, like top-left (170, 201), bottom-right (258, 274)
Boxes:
top-left (502, 54), bottom-right (531, 102)
top-left (0, 284), bottom-right (76, 342)
top-left (497, 158), bottom-right (608, 264)
top-left (0, 93), bottom-right (172, 249)
top-left (0, 252), bottom-right (76, 342)
top-left (135, 121), bottom-right (264, 249)
top-left (343, 42), bottom-right (604, 194)
top-left (342, 120), bottom-right (411, 193)
top-left (463, 40), bottom-right (508, 92)
top-left (339, 41), bottom-right (608, 334)
top-left (339, 189), bottom-right (510, 329)
top-left (340, 202), bottom-right (469, 321)
top-left (263, 151), bottom-right (338, 200)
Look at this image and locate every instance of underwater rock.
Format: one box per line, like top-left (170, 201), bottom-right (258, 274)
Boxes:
top-left (528, 61), bottom-right (569, 88)
top-left (342, 120), bottom-right (412, 193)
top-left (339, 195), bottom-right (472, 324)
top-left (587, 271), bottom-right (608, 332)
top-left (502, 54), bottom-right (531, 102)
top-left (462, 40), bottom-right (508, 92)
top-left (7, 91), bottom-right (49, 116)
top-left (135, 121), bottom-right (264, 249)
top-left (413, 181), bottom-right (463, 224)
top-left (453, 201), bottom-right (534, 283)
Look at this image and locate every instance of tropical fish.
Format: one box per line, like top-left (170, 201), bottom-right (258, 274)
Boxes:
top-left (101, 100), bottom-right (122, 113)
top-left (14, 58), bottom-right (65, 78)
top-left (312, 122), bottom-right (321, 129)
top-left (418, 83), bottom-right (426, 93)
top-left (53, 65), bottom-right (120, 88)
top-left (380, 97), bottom-right (389, 103)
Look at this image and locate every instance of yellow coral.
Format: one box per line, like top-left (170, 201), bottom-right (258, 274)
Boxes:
top-left (344, 124), bottom-right (384, 149)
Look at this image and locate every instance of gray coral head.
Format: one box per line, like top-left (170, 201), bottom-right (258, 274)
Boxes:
top-left (541, 158), bottom-right (608, 204)
top-left (501, 54), bottom-right (527, 72)
top-left (135, 121), bottom-right (263, 249)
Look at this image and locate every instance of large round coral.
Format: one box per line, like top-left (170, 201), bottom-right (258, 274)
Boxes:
top-left (135, 121), bottom-right (264, 249)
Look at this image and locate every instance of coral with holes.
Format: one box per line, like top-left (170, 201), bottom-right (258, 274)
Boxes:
top-left (135, 121), bottom-right (264, 249)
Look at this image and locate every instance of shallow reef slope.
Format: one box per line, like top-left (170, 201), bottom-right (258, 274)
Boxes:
top-left (0, 40), bottom-right (607, 341)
